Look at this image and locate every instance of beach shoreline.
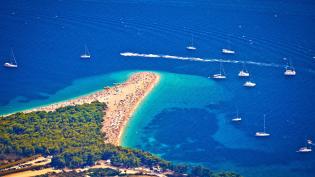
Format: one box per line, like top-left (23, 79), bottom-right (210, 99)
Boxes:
top-left (5, 72), bottom-right (160, 146)
top-left (102, 72), bottom-right (160, 145)
top-left (118, 73), bottom-right (160, 146)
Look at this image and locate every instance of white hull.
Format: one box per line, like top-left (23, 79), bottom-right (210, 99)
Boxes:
top-left (232, 117), bottom-right (242, 122)
top-left (186, 46), bottom-right (196, 50)
top-left (80, 54), bottom-right (91, 59)
top-left (307, 140), bottom-right (312, 145)
top-left (297, 147), bottom-right (312, 153)
top-left (211, 74), bottom-right (226, 79)
top-left (243, 81), bottom-right (256, 87)
top-left (284, 70), bottom-right (296, 76)
top-left (255, 132), bottom-right (270, 137)
top-left (238, 70), bottom-right (250, 77)
top-left (4, 62), bottom-right (18, 68)
top-left (222, 49), bottom-right (235, 54)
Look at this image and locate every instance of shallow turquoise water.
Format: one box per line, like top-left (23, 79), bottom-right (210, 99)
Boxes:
top-left (0, 70), bottom-right (132, 115)
top-left (121, 71), bottom-right (315, 177)
top-left (1, 0), bottom-right (315, 176)
top-left (121, 71), bottom-right (230, 147)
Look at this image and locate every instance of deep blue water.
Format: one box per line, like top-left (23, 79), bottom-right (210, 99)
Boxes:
top-left (1, 1), bottom-right (315, 176)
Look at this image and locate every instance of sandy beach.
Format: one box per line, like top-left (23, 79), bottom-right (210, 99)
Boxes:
top-left (22, 72), bottom-right (160, 145)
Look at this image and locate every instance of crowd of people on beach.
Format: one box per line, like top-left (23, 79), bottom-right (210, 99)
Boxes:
top-left (103, 72), bottom-right (159, 145)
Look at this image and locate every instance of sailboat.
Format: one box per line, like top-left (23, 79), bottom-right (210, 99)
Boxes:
top-left (210, 62), bottom-right (226, 79)
top-left (255, 115), bottom-right (270, 137)
top-left (222, 48), bottom-right (235, 54)
top-left (238, 62), bottom-right (250, 77)
top-left (297, 139), bottom-right (312, 153)
top-left (186, 35), bottom-right (196, 50)
top-left (297, 147), bottom-right (312, 153)
top-left (222, 36), bottom-right (235, 54)
top-left (232, 110), bottom-right (242, 122)
top-left (4, 49), bottom-right (18, 68)
top-left (284, 61), bottom-right (296, 76)
top-left (243, 80), bottom-right (256, 87)
top-left (80, 45), bottom-right (91, 59)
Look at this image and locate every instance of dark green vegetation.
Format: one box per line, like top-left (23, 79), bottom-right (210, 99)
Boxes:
top-left (36, 167), bottom-right (241, 177)
top-left (0, 102), bottom-right (106, 168)
top-left (0, 101), bottom-right (241, 177)
top-left (36, 168), bottom-right (121, 177)
top-left (0, 101), bottom-right (169, 169)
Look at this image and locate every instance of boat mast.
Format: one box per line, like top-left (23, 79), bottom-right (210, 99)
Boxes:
top-left (191, 34), bottom-right (194, 46)
top-left (243, 62), bottom-right (248, 72)
top-left (11, 49), bottom-right (17, 65)
top-left (263, 114), bottom-right (266, 132)
top-left (222, 63), bottom-right (226, 75)
top-left (85, 45), bottom-right (88, 55)
top-left (286, 59), bottom-right (295, 71)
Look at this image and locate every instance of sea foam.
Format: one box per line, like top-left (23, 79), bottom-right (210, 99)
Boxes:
top-left (120, 52), bottom-right (282, 68)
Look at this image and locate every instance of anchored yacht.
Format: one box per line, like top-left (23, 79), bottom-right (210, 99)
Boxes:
top-left (4, 49), bottom-right (18, 68)
top-left (222, 48), bottom-right (235, 54)
top-left (232, 110), bottom-right (242, 122)
top-left (210, 63), bottom-right (226, 79)
top-left (186, 35), bottom-right (196, 50)
top-left (243, 81), bottom-right (256, 87)
top-left (80, 45), bottom-right (91, 59)
top-left (255, 115), bottom-right (270, 137)
top-left (284, 60), bottom-right (296, 76)
top-left (238, 62), bottom-right (249, 77)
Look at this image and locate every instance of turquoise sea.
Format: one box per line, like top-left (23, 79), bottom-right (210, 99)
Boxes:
top-left (1, 1), bottom-right (315, 176)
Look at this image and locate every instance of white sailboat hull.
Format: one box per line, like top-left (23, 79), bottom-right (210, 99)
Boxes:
top-left (243, 81), bottom-right (256, 87)
top-left (232, 117), bottom-right (242, 122)
top-left (186, 46), bottom-right (196, 50)
top-left (222, 49), bottom-right (235, 54)
top-left (211, 74), bottom-right (226, 79)
top-left (4, 62), bottom-right (18, 68)
top-left (80, 54), bottom-right (91, 59)
top-left (255, 132), bottom-right (270, 137)
top-left (284, 70), bottom-right (296, 76)
top-left (238, 70), bottom-right (250, 77)
top-left (297, 147), bottom-right (312, 153)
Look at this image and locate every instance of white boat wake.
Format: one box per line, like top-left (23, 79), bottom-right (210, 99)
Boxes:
top-left (120, 52), bottom-right (283, 68)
